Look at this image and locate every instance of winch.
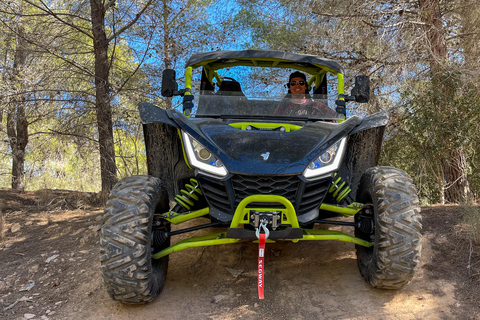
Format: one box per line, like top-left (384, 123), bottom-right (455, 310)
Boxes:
top-left (250, 210), bottom-right (282, 230)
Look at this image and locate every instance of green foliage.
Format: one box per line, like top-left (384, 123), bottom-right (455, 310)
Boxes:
top-left (381, 67), bottom-right (480, 203)
top-left (463, 204), bottom-right (480, 245)
top-left (1, 0), bottom-right (479, 202)
top-left (380, 136), bottom-right (439, 205)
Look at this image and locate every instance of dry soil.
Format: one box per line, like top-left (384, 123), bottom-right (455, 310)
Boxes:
top-left (1, 188), bottom-right (479, 320)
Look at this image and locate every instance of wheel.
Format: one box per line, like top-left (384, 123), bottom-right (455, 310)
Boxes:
top-left (100, 175), bottom-right (170, 303)
top-left (355, 166), bottom-right (422, 289)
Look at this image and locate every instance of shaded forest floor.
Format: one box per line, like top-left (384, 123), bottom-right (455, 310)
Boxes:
top-left (1, 188), bottom-right (480, 319)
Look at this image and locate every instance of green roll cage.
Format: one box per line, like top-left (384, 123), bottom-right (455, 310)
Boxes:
top-left (180, 52), bottom-right (347, 117)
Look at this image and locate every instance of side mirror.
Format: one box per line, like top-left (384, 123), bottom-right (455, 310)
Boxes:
top-left (351, 75), bottom-right (370, 103)
top-left (161, 69), bottom-right (178, 97)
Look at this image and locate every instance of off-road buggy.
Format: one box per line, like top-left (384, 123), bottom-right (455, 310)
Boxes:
top-left (100, 50), bottom-right (422, 303)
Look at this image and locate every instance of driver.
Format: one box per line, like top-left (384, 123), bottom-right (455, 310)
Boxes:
top-left (274, 71), bottom-right (337, 119)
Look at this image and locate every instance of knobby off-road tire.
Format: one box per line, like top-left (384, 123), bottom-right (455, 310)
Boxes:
top-left (355, 166), bottom-right (422, 289)
top-left (100, 175), bottom-right (170, 303)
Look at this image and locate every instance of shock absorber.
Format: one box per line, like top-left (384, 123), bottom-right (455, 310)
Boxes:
top-left (172, 178), bottom-right (203, 212)
top-left (328, 173), bottom-right (351, 203)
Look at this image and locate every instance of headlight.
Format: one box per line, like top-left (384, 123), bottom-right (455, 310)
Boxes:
top-left (303, 138), bottom-right (347, 178)
top-left (181, 131), bottom-right (228, 177)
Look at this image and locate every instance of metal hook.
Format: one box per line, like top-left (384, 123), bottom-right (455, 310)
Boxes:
top-left (255, 220), bottom-right (270, 239)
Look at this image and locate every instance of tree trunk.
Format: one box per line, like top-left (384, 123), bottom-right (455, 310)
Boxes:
top-left (7, 104), bottom-right (28, 191)
top-left (418, 0), bottom-right (448, 71)
top-left (90, 0), bottom-right (117, 194)
top-left (418, 0), bottom-right (471, 203)
top-left (7, 25), bottom-right (28, 191)
top-left (443, 149), bottom-right (471, 203)
top-left (460, 0), bottom-right (480, 71)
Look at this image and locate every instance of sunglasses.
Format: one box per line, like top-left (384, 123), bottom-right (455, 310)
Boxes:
top-left (289, 80), bottom-right (306, 86)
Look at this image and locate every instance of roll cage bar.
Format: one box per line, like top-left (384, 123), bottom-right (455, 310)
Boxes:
top-left (161, 50), bottom-right (370, 118)
top-left (183, 50), bottom-right (346, 99)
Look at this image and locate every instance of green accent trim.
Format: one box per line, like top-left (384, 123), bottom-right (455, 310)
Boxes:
top-left (177, 129), bottom-right (192, 169)
top-left (229, 122), bottom-right (303, 132)
top-left (202, 60), bottom-right (337, 76)
top-left (204, 66), bottom-right (222, 86)
top-left (319, 203), bottom-right (363, 216)
top-left (314, 73), bottom-right (325, 90)
top-left (153, 232), bottom-right (240, 259)
top-left (152, 228), bottom-right (372, 259)
top-left (213, 70), bottom-right (222, 85)
top-left (337, 73), bottom-right (345, 96)
top-left (230, 195), bottom-right (299, 228)
top-left (204, 67), bottom-right (215, 86)
top-left (164, 207), bottom-right (209, 225)
top-left (301, 229), bottom-right (372, 247)
top-left (307, 76), bottom-right (315, 91)
top-left (185, 67), bottom-right (192, 91)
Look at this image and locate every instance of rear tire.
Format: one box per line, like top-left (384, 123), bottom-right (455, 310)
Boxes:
top-left (100, 175), bottom-right (170, 303)
top-left (355, 166), bottom-right (422, 289)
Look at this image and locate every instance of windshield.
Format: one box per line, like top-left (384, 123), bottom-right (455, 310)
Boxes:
top-left (191, 94), bottom-right (339, 120)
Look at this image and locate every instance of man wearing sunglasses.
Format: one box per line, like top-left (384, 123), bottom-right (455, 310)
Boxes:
top-left (274, 71), bottom-right (337, 120)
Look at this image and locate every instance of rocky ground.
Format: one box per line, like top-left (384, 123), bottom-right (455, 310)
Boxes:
top-left (1, 188), bottom-right (479, 320)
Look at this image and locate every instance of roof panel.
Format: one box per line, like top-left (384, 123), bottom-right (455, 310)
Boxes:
top-left (185, 50), bottom-right (344, 74)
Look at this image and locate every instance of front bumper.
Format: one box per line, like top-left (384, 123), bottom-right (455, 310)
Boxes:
top-left (153, 195), bottom-right (371, 259)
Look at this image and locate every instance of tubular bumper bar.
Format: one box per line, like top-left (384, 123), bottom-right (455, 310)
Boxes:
top-left (153, 196), bottom-right (371, 259)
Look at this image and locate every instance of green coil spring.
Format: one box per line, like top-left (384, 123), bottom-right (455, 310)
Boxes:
top-left (174, 178), bottom-right (203, 211)
top-left (328, 173), bottom-right (351, 203)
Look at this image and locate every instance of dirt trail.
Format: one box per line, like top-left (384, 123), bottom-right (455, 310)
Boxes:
top-left (0, 189), bottom-right (478, 320)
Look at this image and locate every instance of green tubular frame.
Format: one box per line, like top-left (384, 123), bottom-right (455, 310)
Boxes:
top-left (164, 207), bottom-right (209, 225)
top-left (185, 67), bottom-right (193, 92)
top-left (230, 195), bottom-right (299, 228)
top-left (184, 60), bottom-right (345, 98)
top-left (229, 122), bottom-right (303, 132)
top-left (300, 229), bottom-right (372, 247)
top-left (319, 203), bottom-right (363, 216)
top-left (154, 196), bottom-right (371, 259)
top-left (153, 232), bottom-right (240, 259)
top-left (181, 59), bottom-right (346, 121)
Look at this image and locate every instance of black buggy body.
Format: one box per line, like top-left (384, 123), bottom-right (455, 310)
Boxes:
top-left (100, 50), bottom-right (422, 303)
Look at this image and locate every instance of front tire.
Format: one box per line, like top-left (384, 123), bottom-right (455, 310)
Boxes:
top-left (355, 167), bottom-right (422, 289)
top-left (100, 175), bottom-right (170, 303)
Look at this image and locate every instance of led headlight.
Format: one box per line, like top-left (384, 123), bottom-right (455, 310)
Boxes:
top-left (181, 131), bottom-right (228, 177)
top-left (303, 137), bottom-right (347, 178)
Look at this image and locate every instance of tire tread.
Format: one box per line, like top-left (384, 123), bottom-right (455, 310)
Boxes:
top-left (100, 175), bottom-right (168, 303)
top-left (356, 166), bottom-right (422, 289)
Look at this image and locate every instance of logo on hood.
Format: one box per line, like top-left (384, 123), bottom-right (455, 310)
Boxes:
top-left (261, 152), bottom-right (270, 161)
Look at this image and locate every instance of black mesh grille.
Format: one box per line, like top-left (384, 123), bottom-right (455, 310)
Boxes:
top-left (197, 175), bottom-right (233, 213)
top-left (298, 178), bottom-right (330, 214)
top-left (198, 174), bottom-right (330, 216)
top-left (232, 175), bottom-right (300, 207)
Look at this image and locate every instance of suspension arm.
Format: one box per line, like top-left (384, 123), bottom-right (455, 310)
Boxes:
top-left (167, 222), bottom-right (224, 236)
top-left (313, 219), bottom-right (357, 227)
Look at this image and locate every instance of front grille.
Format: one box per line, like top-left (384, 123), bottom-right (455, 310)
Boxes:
top-left (232, 175), bottom-right (300, 207)
top-left (196, 175), bottom-right (233, 213)
top-left (298, 178), bottom-right (330, 214)
top-left (198, 173), bottom-right (330, 217)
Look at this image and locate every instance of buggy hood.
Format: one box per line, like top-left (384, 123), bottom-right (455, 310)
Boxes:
top-left (138, 103), bottom-right (389, 176)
